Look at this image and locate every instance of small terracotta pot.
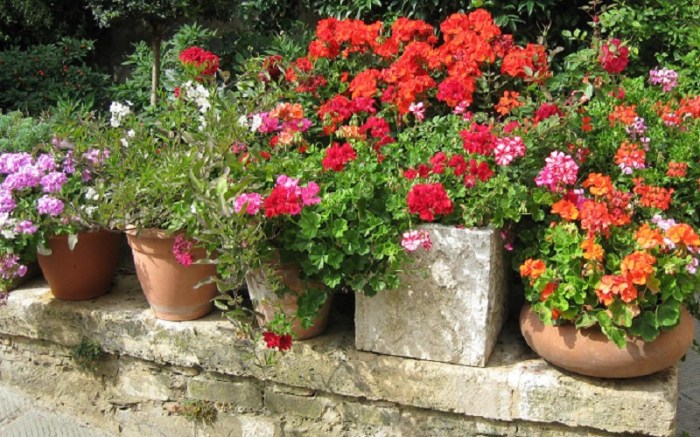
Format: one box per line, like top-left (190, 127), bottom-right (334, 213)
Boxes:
top-left (37, 230), bottom-right (121, 301)
top-left (519, 304), bottom-right (695, 378)
top-left (246, 263), bottom-right (332, 340)
top-left (126, 228), bottom-right (217, 321)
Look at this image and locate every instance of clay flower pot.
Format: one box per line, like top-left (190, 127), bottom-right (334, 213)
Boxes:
top-left (519, 304), bottom-right (695, 378)
top-left (246, 263), bottom-right (332, 340)
top-left (37, 230), bottom-right (122, 300)
top-left (126, 228), bottom-right (217, 321)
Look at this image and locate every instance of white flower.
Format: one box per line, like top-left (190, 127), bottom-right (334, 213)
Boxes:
top-left (237, 115), bottom-right (249, 127)
top-left (120, 138), bottom-right (129, 148)
top-left (183, 82), bottom-right (211, 114)
top-left (109, 101), bottom-right (132, 128)
top-left (250, 114), bottom-right (263, 132)
top-left (1, 229), bottom-right (15, 239)
top-left (126, 129), bottom-right (136, 138)
top-left (84, 187), bottom-right (99, 201)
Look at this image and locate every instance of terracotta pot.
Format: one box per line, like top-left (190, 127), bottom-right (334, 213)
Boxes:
top-left (519, 304), bottom-right (695, 378)
top-left (126, 229), bottom-right (217, 321)
top-left (37, 230), bottom-right (121, 300)
top-left (246, 263), bottom-right (332, 340)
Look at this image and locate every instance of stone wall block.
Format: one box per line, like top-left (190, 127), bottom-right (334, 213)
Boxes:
top-left (264, 388), bottom-right (328, 419)
top-left (355, 224), bottom-right (508, 367)
top-left (187, 377), bottom-right (263, 409)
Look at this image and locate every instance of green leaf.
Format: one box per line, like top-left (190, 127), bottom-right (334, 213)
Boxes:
top-left (298, 212), bottom-right (321, 239)
top-left (656, 300), bottom-right (681, 327)
top-left (331, 218), bottom-right (348, 238)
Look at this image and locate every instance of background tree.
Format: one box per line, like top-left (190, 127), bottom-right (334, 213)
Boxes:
top-left (84, 0), bottom-right (238, 106)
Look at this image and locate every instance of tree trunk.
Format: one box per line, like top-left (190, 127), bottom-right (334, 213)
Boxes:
top-left (150, 33), bottom-right (162, 107)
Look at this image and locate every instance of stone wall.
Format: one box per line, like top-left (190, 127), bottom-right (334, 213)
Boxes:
top-left (0, 276), bottom-right (680, 436)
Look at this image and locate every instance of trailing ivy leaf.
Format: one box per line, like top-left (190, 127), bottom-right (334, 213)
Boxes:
top-left (630, 311), bottom-right (659, 342)
top-left (597, 311), bottom-right (627, 349)
top-left (575, 311), bottom-right (598, 329)
top-left (656, 300), bottom-right (681, 327)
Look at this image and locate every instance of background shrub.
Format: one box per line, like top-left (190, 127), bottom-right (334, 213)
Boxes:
top-left (0, 38), bottom-right (109, 114)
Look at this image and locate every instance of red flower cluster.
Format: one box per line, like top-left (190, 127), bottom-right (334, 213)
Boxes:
top-left (322, 142), bottom-right (357, 171)
top-left (263, 175), bottom-right (321, 218)
top-left (406, 183), bottom-right (453, 221)
top-left (599, 39), bottom-right (629, 74)
top-left (533, 102), bottom-right (562, 123)
top-left (317, 95), bottom-right (376, 133)
top-left (304, 9), bottom-right (549, 115)
top-left (172, 235), bottom-right (194, 267)
top-left (179, 46), bottom-right (219, 76)
top-left (263, 331), bottom-right (293, 351)
top-left (460, 123), bottom-right (494, 156)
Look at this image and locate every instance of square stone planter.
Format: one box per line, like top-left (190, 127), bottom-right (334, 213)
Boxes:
top-left (355, 224), bottom-right (508, 367)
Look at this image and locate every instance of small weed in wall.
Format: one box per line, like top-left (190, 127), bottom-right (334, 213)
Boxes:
top-left (172, 400), bottom-right (218, 425)
top-left (71, 338), bottom-right (104, 371)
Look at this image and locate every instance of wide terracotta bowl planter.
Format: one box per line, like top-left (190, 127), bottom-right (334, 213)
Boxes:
top-left (126, 228), bottom-right (217, 321)
top-left (37, 230), bottom-right (122, 300)
top-left (246, 263), bottom-right (332, 340)
top-left (519, 304), bottom-right (695, 378)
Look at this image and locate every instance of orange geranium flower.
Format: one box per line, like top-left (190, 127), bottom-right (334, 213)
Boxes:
top-left (635, 223), bottom-right (665, 249)
top-left (520, 258), bottom-right (546, 280)
top-left (540, 281), bottom-right (557, 301)
top-left (620, 251), bottom-right (656, 285)
top-left (666, 162), bottom-right (688, 178)
top-left (665, 223), bottom-right (700, 247)
top-left (633, 178), bottom-right (674, 210)
top-left (551, 199), bottom-right (580, 221)
top-left (582, 173), bottom-right (613, 197)
top-left (581, 237), bottom-right (604, 262)
top-left (608, 104), bottom-right (637, 126)
top-left (596, 275), bottom-right (637, 305)
top-left (270, 103), bottom-right (304, 121)
top-left (349, 68), bottom-right (381, 99)
top-left (494, 90), bottom-right (522, 115)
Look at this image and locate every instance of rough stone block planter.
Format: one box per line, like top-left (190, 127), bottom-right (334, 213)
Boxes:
top-left (355, 224), bottom-right (508, 367)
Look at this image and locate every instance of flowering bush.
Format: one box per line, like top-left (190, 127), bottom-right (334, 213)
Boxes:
top-left (0, 109), bottom-right (116, 294)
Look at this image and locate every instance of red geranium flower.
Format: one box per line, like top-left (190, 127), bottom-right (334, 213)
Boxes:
top-left (179, 46), bottom-right (219, 76)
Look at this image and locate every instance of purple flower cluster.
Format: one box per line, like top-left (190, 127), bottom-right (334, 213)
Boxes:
top-left (0, 253), bottom-right (27, 281)
top-left (649, 68), bottom-right (678, 92)
top-left (36, 195), bottom-right (64, 216)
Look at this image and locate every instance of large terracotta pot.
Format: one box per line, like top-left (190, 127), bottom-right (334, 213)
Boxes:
top-left (519, 304), bottom-right (695, 378)
top-left (126, 229), bottom-right (217, 321)
top-left (37, 230), bottom-right (121, 300)
top-left (246, 263), bottom-right (332, 340)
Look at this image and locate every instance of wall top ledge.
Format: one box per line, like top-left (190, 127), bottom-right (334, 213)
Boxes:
top-left (0, 276), bottom-right (678, 437)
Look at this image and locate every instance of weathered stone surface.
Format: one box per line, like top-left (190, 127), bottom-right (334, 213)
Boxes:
top-left (264, 388), bottom-right (328, 419)
top-left (187, 377), bottom-right (262, 409)
top-left (0, 277), bottom-right (680, 436)
top-left (238, 415), bottom-right (280, 437)
top-left (355, 224), bottom-right (508, 367)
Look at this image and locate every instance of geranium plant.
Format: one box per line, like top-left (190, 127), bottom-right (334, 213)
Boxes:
top-left (514, 32), bottom-right (700, 347)
top-left (0, 107), bottom-right (116, 295)
top-left (222, 9), bottom-right (553, 330)
top-left (519, 172), bottom-right (700, 348)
